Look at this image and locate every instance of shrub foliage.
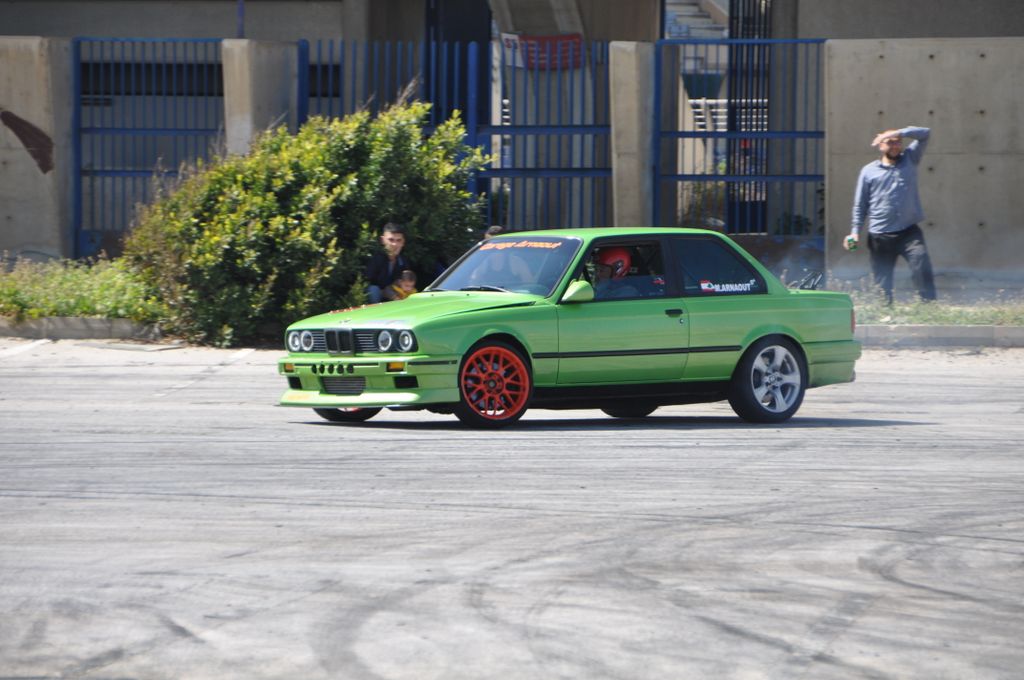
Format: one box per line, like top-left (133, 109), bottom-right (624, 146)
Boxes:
top-left (124, 102), bottom-right (486, 345)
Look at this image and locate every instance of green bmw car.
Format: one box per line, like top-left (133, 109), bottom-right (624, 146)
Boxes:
top-left (278, 227), bottom-right (860, 427)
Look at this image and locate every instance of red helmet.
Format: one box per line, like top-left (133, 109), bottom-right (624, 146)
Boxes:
top-left (595, 247), bottom-right (631, 279)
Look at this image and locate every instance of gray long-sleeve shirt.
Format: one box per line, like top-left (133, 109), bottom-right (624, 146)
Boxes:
top-left (851, 126), bottom-right (930, 236)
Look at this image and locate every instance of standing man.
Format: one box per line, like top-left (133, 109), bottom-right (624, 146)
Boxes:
top-left (365, 222), bottom-right (413, 303)
top-left (845, 126), bottom-right (937, 304)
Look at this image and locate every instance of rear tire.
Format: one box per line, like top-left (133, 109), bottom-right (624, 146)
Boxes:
top-left (728, 337), bottom-right (806, 423)
top-left (454, 340), bottom-right (532, 428)
top-left (314, 407), bottom-right (382, 423)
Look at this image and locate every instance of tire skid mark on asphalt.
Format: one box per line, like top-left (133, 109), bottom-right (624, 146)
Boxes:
top-left (59, 646), bottom-right (127, 678)
top-left (312, 578), bottom-right (457, 680)
top-left (3, 484), bottom-right (1023, 562)
top-left (153, 348), bottom-right (254, 398)
top-left (786, 519), bottom-right (1024, 547)
top-left (694, 613), bottom-right (893, 680)
top-left (460, 520), bottom-right (884, 678)
top-left (33, 578), bottom-right (343, 677)
top-left (774, 592), bottom-right (881, 679)
top-left (858, 539), bottom-right (1024, 616)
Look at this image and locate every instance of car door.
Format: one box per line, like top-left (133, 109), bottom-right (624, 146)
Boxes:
top-left (554, 239), bottom-right (690, 384)
top-left (668, 235), bottom-right (770, 380)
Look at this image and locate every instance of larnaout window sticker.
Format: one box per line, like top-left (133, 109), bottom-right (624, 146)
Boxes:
top-left (700, 278), bottom-right (757, 293)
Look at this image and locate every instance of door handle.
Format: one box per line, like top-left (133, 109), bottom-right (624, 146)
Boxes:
top-left (664, 308), bottom-right (683, 317)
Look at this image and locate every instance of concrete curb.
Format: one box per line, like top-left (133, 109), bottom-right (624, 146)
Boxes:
top-left (0, 316), bottom-right (158, 341)
top-left (855, 324), bottom-right (1024, 348)
top-left (2, 317), bottom-right (1023, 348)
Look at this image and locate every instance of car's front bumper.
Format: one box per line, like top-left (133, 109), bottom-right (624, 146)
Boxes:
top-left (278, 354), bottom-right (460, 408)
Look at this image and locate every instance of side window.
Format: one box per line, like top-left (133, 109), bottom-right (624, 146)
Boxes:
top-left (672, 237), bottom-right (766, 296)
top-left (584, 241), bottom-right (667, 301)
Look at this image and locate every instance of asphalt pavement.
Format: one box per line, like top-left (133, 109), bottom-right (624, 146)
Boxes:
top-left (1, 338), bottom-right (1022, 679)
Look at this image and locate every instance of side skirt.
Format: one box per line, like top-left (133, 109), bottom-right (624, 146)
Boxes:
top-left (530, 381), bottom-right (730, 411)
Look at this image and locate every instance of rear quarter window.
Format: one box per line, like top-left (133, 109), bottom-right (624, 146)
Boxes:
top-left (672, 237), bottom-right (767, 296)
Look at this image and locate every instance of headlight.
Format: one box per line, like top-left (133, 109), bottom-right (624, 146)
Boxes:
top-left (287, 331), bottom-right (302, 352)
top-left (377, 330), bottom-right (394, 352)
top-left (397, 330), bottom-right (416, 352)
top-left (300, 330), bottom-right (315, 352)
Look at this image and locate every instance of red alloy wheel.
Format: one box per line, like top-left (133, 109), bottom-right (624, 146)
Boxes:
top-left (456, 342), bottom-right (531, 425)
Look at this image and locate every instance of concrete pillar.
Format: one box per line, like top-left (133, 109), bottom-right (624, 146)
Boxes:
top-left (0, 37), bottom-right (73, 260)
top-left (609, 41), bottom-right (654, 227)
top-left (222, 39), bottom-right (298, 156)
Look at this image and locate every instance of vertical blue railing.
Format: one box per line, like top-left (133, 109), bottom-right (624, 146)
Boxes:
top-left (653, 39), bottom-right (825, 238)
top-left (303, 38), bottom-right (611, 230)
top-left (480, 37), bottom-right (611, 229)
top-left (72, 38), bottom-right (223, 257)
top-left (71, 37), bottom-right (615, 254)
top-left (306, 40), bottom-right (444, 123)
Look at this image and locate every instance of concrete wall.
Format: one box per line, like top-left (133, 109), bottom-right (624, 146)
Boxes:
top-left (0, 1), bottom-right (346, 40)
top-left (0, 0), bottom-right (427, 43)
top-left (579, 0), bottom-right (660, 41)
top-left (491, 0), bottom-right (661, 40)
top-left (825, 37), bottom-right (1024, 279)
top-left (0, 36), bottom-right (303, 260)
top-left (774, 0), bottom-right (1024, 40)
top-left (368, 0), bottom-right (423, 42)
top-left (0, 37), bottom-right (73, 260)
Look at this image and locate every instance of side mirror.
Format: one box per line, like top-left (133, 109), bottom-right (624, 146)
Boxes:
top-left (561, 279), bottom-right (595, 303)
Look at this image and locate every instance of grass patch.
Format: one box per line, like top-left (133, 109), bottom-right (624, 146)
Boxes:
top-left (0, 258), bottom-right (163, 324)
top-left (847, 289), bottom-right (1024, 326)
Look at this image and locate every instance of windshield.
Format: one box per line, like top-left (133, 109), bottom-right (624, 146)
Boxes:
top-left (429, 236), bottom-right (581, 296)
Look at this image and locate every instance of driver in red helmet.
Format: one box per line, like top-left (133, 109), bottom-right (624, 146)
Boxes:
top-left (591, 246), bottom-right (637, 299)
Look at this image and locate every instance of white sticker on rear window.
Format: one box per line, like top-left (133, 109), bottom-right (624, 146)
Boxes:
top-left (699, 279), bottom-right (757, 293)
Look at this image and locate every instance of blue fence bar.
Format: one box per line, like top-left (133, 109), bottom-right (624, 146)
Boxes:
top-left (305, 39), bottom-right (468, 128)
top-left (73, 38), bottom-right (223, 257)
top-left (653, 39), bottom-right (825, 241)
top-left (481, 37), bottom-right (611, 229)
top-left (304, 38), bottom-right (611, 230)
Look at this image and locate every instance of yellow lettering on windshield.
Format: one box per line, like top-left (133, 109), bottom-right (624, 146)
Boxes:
top-left (480, 240), bottom-right (562, 251)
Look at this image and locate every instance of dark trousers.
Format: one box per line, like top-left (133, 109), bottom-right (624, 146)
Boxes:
top-left (867, 224), bottom-right (937, 304)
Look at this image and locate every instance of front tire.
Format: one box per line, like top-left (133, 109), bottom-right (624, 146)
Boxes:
top-left (454, 341), bottom-right (532, 428)
top-left (314, 407), bottom-right (382, 423)
top-left (728, 337), bottom-right (806, 423)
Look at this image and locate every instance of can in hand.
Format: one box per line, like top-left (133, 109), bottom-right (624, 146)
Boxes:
top-left (845, 236), bottom-right (858, 251)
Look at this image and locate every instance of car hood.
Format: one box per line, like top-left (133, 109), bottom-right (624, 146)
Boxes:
top-left (287, 291), bottom-right (543, 330)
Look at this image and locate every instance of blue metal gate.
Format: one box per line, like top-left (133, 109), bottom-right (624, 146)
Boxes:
top-left (653, 38), bottom-right (825, 270)
top-left (304, 40), bottom-right (481, 129)
top-left (70, 37), bottom-right (615, 255)
top-left (303, 38), bottom-right (611, 230)
top-left (72, 38), bottom-right (223, 257)
top-left (482, 37), bottom-right (611, 229)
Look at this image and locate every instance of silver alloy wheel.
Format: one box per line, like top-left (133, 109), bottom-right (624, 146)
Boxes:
top-left (749, 344), bottom-right (802, 413)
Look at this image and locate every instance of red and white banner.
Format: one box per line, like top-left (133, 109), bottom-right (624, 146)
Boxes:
top-left (500, 32), bottom-right (583, 70)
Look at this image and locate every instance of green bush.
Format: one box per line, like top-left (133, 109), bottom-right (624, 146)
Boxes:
top-left (123, 101), bottom-right (487, 346)
top-left (0, 257), bottom-right (161, 323)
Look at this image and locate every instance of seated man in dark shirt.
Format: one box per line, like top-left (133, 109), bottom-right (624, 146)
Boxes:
top-left (365, 222), bottom-right (413, 303)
